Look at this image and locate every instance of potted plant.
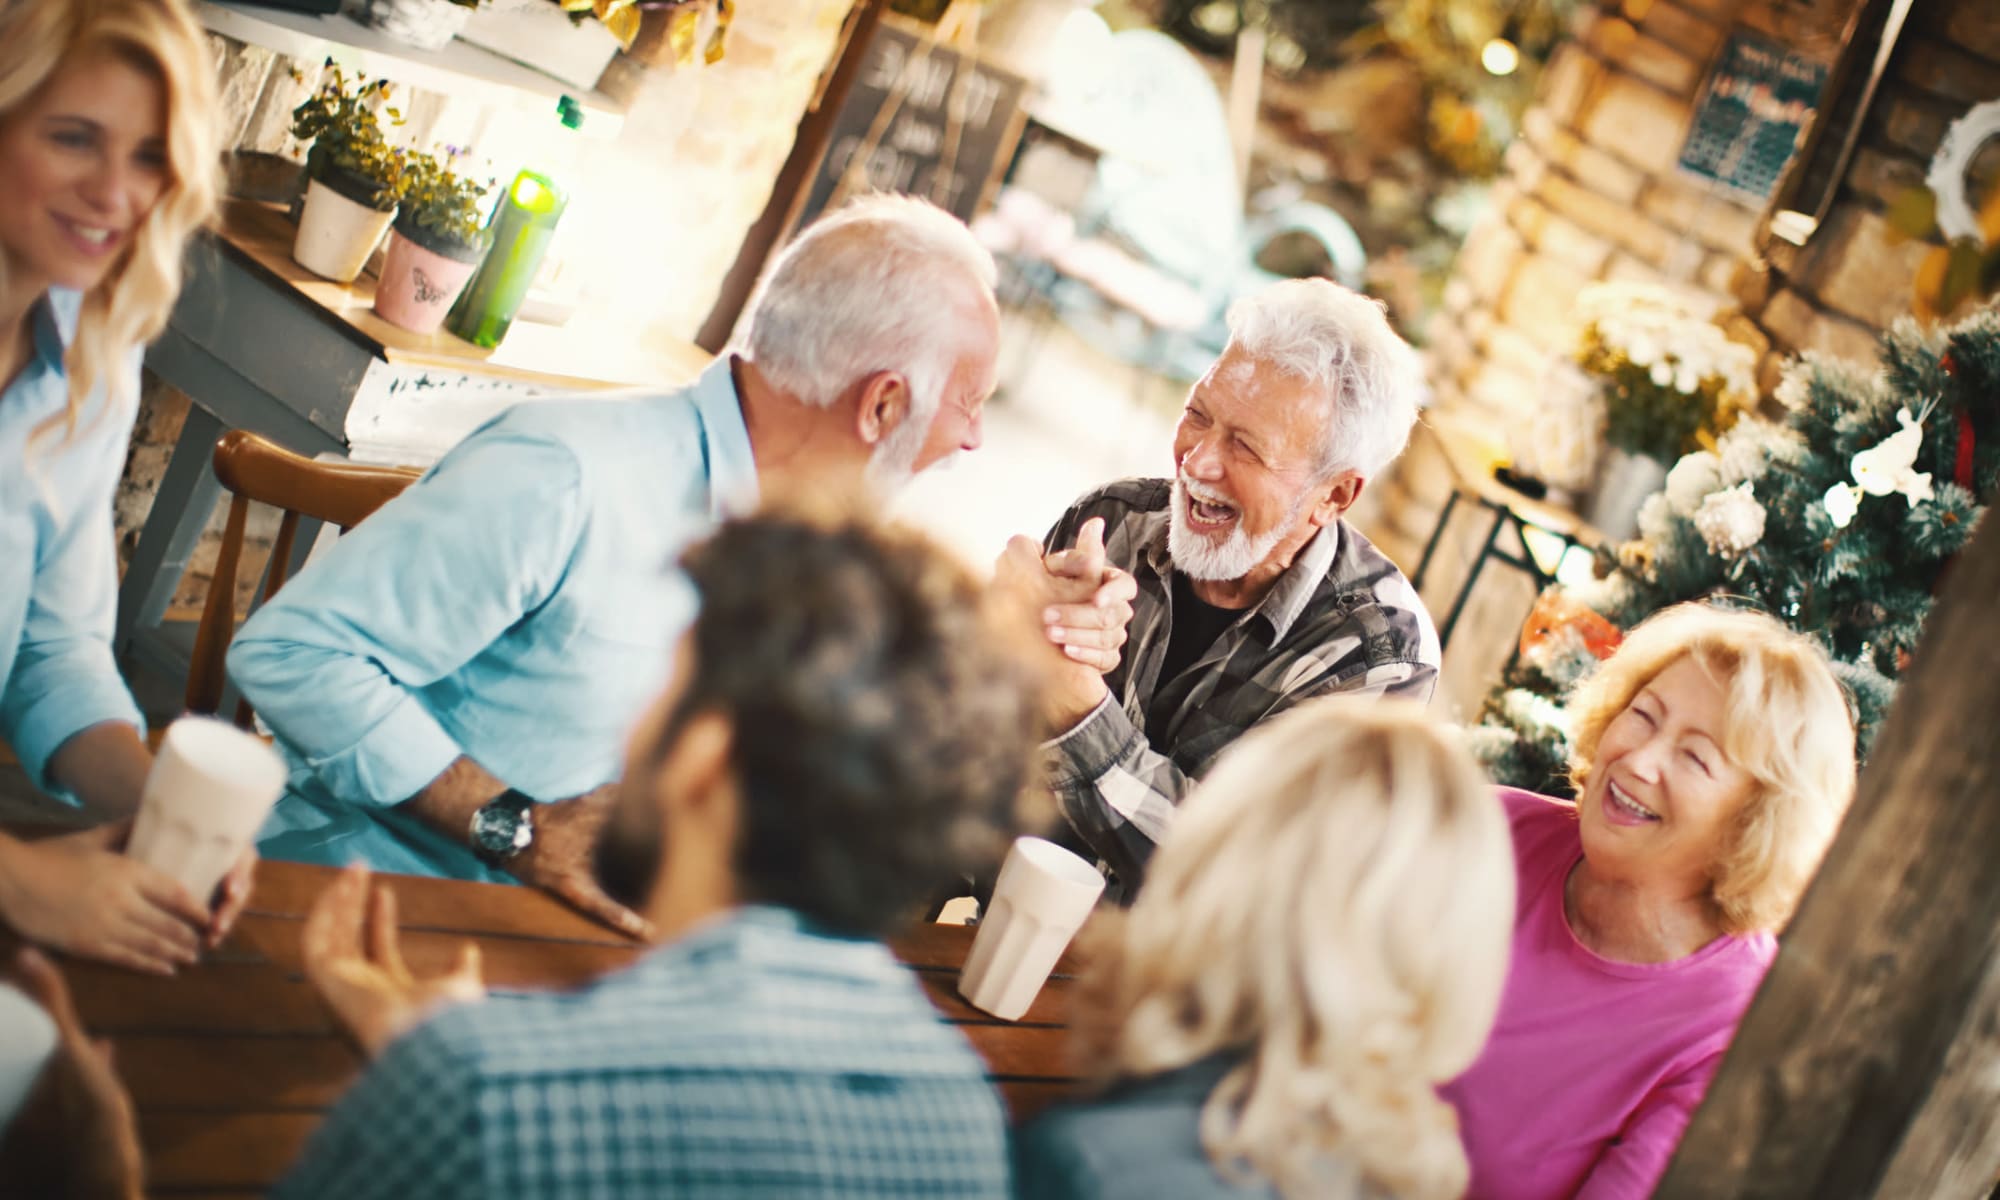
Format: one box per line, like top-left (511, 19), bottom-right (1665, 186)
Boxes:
top-left (362, 0), bottom-right (482, 51)
top-left (289, 65), bottom-right (407, 283)
top-left (376, 149), bottom-right (492, 334)
top-left (1570, 282), bottom-right (1757, 540)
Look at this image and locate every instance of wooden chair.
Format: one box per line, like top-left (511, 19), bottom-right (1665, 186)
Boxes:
top-left (186, 431), bottom-right (422, 728)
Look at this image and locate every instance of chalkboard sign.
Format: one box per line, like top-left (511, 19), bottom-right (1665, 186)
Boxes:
top-left (1677, 31), bottom-right (1829, 203)
top-left (798, 22), bottom-right (1029, 228)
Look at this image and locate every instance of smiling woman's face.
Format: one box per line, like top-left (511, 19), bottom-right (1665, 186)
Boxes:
top-left (0, 47), bottom-right (168, 298)
top-left (1578, 654), bottom-right (1758, 899)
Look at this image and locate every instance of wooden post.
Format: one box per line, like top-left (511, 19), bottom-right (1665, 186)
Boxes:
top-left (695, 0), bottom-right (887, 353)
top-left (1224, 21), bottom-right (1265, 204)
top-left (1655, 505), bottom-right (2000, 1195)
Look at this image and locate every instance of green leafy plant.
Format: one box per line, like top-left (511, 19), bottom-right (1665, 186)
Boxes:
top-left (395, 148), bottom-right (492, 259)
top-left (289, 62), bottom-right (407, 211)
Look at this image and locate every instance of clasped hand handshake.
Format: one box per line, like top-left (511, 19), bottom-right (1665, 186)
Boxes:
top-left (990, 517), bottom-right (1138, 733)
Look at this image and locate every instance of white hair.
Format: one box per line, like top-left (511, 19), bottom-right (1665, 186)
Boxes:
top-left (1225, 279), bottom-right (1423, 479)
top-left (741, 194), bottom-right (997, 446)
top-left (1073, 698), bottom-right (1515, 1200)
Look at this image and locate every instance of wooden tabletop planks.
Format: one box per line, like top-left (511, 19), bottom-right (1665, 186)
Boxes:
top-left (50, 859), bottom-right (1079, 1195)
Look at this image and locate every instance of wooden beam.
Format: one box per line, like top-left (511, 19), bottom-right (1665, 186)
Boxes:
top-left (1655, 499), bottom-right (2000, 1195)
top-left (695, 0), bottom-right (887, 353)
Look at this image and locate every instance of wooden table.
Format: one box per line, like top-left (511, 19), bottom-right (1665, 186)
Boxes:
top-left (116, 198), bottom-right (713, 690)
top-left (58, 860), bottom-right (1077, 1198)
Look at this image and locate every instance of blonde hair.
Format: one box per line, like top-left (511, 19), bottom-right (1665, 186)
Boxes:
top-left (0, 0), bottom-right (221, 450)
top-left (1073, 698), bottom-right (1515, 1200)
top-left (1567, 603), bottom-right (1857, 935)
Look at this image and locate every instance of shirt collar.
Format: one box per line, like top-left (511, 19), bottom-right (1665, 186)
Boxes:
top-left (28, 290), bottom-right (72, 370)
top-left (1258, 520), bottom-right (1343, 640)
top-left (1139, 503), bottom-right (1344, 642)
top-left (690, 355), bottom-right (759, 521)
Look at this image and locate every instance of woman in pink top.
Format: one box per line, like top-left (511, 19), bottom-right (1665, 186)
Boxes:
top-left (1444, 603), bottom-right (1857, 1199)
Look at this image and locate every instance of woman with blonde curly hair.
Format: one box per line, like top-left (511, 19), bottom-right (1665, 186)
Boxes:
top-left (1015, 697), bottom-right (1516, 1200)
top-left (0, 0), bottom-right (244, 975)
top-left (1443, 602), bottom-right (1857, 1198)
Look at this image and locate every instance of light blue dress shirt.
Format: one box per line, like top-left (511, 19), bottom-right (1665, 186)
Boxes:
top-left (230, 357), bottom-right (755, 881)
top-left (0, 289), bottom-right (145, 797)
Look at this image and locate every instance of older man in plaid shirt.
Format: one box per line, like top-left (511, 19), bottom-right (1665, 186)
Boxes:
top-left (258, 509), bottom-right (1043, 1199)
top-left (1016, 279), bottom-right (1440, 893)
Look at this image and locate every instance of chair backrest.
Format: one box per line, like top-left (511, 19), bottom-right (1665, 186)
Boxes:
top-left (186, 431), bottom-right (421, 727)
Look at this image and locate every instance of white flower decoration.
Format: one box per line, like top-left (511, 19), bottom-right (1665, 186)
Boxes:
top-left (1664, 451), bottom-right (1722, 517)
top-left (1823, 482), bottom-right (1861, 529)
top-left (1693, 483), bottom-right (1766, 559)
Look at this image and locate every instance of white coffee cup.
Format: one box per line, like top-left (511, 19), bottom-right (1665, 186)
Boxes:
top-left (127, 717), bottom-right (288, 904)
top-left (0, 984), bottom-right (55, 1135)
top-left (957, 836), bottom-right (1106, 1021)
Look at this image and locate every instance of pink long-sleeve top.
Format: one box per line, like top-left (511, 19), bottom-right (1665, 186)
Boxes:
top-left (1442, 788), bottom-right (1776, 1200)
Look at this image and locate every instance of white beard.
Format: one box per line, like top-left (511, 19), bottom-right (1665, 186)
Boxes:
top-left (863, 419), bottom-right (929, 496)
top-left (1169, 475), bottom-right (1300, 582)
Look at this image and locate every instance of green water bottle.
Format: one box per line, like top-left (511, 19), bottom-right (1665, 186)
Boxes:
top-left (447, 95), bottom-right (582, 348)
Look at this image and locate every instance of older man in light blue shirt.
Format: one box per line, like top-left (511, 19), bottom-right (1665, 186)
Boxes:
top-left (232, 362), bottom-right (747, 887)
top-left (229, 196), bottom-right (1013, 931)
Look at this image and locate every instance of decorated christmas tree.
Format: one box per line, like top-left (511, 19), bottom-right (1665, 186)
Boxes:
top-left (1471, 301), bottom-right (2000, 794)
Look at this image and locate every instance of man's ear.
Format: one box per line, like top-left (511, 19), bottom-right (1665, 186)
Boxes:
top-left (659, 710), bottom-right (738, 827)
top-left (854, 370), bottom-right (912, 449)
top-left (1309, 471), bottom-right (1366, 526)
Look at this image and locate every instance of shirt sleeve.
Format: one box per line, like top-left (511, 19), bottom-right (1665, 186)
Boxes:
top-left (0, 375), bottom-right (143, 796)
top-left (1573, 1059), bottom-right (1719, 1200)
top-left (270, 1021), bottom-right (483, 1200)
top-left (1039, 639), bottom-right (1437, 888)
top-left (227, 428), bottom-right (584, 807)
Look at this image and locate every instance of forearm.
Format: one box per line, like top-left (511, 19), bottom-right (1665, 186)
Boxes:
top-left (402, 757), bottom-right (509, 848)
top-left (1042, 698), bottom-right (1193, 885)
top-left (45, 723), bottom-right (152, 822)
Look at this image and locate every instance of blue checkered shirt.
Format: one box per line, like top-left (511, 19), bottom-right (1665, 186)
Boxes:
top-left (272, 906), bottom-right (1011, 1199)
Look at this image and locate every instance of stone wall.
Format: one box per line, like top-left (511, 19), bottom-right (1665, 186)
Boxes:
top-left (121, 5), bottom-right (859, 619)
top-left (1378, 0), bottom-right (1856, 718)
top-left (1733, 1), bottom-right (2000, 375)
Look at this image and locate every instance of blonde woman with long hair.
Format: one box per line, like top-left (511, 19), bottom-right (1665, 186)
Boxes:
top-left (1442, 603), bottom-right (1856, 1198)
top-left (0, 0), bottom-right (246, 974)
top-left (1015, 698), bottom-right (1516, 1200)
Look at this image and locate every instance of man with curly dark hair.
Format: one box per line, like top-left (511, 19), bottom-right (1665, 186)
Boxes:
top-left (256, 506), bottom-right (1043, 1199)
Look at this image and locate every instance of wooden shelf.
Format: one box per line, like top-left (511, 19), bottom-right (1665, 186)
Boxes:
top-left (211, 198), bottom-right (710, 391)
top-left (197, 1), bottom-right (628, 137)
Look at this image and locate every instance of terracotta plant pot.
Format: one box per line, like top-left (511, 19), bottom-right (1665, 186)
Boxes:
top-left (375, 224), bottom-right (485, 334)
top-left (293, 177), bottom-right (396, 283)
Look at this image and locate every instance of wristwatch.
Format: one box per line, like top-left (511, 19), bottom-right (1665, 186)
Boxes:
top-left (469, 788), bottom-right (536, 865)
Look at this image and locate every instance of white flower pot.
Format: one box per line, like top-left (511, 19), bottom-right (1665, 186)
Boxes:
top-left (293, 178), bottom-right (396, 283)
top-left (1586, 446), bottom-right (1672, 543)
top-left (363, 0), bottom-right (473, 51)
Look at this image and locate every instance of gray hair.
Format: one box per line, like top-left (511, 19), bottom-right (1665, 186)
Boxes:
top-left (1225, 279), bottom-right (1423, 480)
top-left (742, 195), bottom-right (998, 441)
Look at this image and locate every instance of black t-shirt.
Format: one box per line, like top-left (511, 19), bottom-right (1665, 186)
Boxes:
top-left (1157, 570), bottom-right (1244, 691)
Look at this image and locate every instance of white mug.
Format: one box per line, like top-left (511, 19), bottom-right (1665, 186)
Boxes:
top-left (0, 984), bottom-right (55, 1136)
top-left (957, 836), bottom-right (1106, 1021)
top-left (127, 717), bottom-right (287, 904)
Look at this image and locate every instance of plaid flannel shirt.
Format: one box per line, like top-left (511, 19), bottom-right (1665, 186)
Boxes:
top-left (1040, 479), bottom-right (1440, 889)
top-left (272, 906), bottom-right (1011, 1200)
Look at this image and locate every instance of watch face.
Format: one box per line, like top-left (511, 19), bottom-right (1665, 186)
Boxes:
top-left (472, 798), bottom-right (533, 860)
